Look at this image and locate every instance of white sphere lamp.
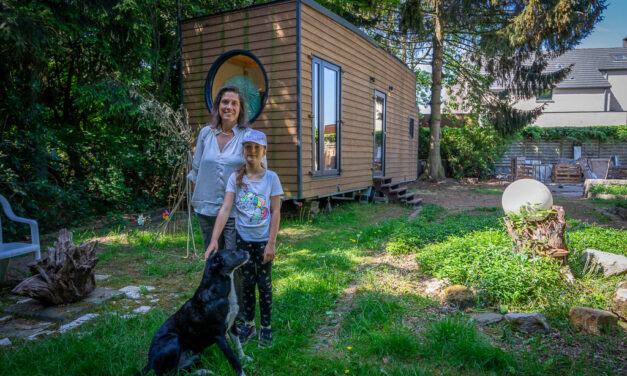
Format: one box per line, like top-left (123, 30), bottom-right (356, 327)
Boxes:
top-left (502, 179), bottom-right (553, 218)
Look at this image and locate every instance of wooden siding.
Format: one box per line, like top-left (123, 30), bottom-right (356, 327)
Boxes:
top-left (181, 1), bottom-right (299, 196)
top-left (300, 3), bottom-right (419, 198)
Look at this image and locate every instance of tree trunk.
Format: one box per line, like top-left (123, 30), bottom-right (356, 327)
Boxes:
top-left (503, 205), bottom-right (569, 265)
top-left (426, 3), bottom-right (446, 181)
top-left (12, 229), bottom-right (99, 305)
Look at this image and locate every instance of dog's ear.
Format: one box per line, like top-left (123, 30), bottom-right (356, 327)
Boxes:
top-left (209, 252), bottom-right (223, 271)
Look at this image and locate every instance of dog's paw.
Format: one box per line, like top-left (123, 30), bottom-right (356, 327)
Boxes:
top-left (192, 369), bottom-right (214, 375)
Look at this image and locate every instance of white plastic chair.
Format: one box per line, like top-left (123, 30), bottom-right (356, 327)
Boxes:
top-left (0, 194), bottom-right (41, 281)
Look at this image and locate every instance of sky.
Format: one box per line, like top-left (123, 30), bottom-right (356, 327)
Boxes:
top-left (576, 0), bottom-right (627, 49)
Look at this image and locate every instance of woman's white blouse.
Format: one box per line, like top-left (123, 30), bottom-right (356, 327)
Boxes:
top-left (187, 125), bottom-right (248, 217)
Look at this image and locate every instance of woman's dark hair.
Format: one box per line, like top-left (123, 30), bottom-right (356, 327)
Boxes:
top-left (210, 86), bottom-right (249, 129)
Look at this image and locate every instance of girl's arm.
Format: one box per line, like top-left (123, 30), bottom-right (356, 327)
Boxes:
top-left (205, 191), bottom-right (236, 260)
top-left (263, 195), bottom-right (281, 264)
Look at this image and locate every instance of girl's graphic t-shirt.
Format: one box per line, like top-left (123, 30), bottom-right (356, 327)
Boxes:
top-left (226, 170), bottom-right (283, 242)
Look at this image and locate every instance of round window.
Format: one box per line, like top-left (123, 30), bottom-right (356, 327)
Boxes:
top-left (204, 50), bottom-right (268, 124)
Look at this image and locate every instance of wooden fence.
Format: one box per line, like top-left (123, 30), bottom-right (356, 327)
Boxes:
top-left (497, 139), bottom-right (627, 181)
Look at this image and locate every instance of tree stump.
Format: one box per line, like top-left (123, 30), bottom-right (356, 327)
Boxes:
top-left (12, 229), bottom-right (99, 305)
top-left (503, 205), bottom-right (569, 265)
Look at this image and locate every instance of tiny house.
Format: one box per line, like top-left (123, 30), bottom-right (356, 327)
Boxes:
top-left (181, 0), bottom-right (419, 199)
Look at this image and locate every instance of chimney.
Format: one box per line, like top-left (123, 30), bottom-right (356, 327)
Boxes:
top-left (624, 37), bottom-right (627, 48)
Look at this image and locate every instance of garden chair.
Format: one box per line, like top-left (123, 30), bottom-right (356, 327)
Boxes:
top-left (0, 194), bottom-right (41, 281)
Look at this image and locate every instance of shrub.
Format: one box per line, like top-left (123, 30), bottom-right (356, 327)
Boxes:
top-left (415, 229), bottom-right (565, 305)
top-left (418, 125), bottom-right (507, 179)
top-left (588, 184), bottom-right (627, 196)
top-left (385, 205), bottom-right (502, 254)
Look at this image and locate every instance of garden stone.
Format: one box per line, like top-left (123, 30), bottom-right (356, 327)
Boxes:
top-left (570, 307), bottom-right (619, 335)
top-left (471, 312), bottom-right (504, 325)
top-left (0, 318), bottom-right (53, 338)
top-left (27, 330), bottom-right (55, 340)
top-left (505, 313), bottom-right (550, 334)
top-left (610, 281), bottom-right (627, 320)
top-left (120, 286), bottom-right (142, 299)
top-left (133, 306), bottom-right (152, 314)
top-left (442, 285), bottom-right (475, 309)
top-left (582, 249), bottom-right (627, 277)
top-left (3, 287), bottom-right (121, 324)
top-left (58, 313), bottom-right (100, 333)
top-left (420, 278), bottom-right (448, 297)
top-left (0, 338), bottom-right (11, 346)
top-left (0, 315), bottom-right (11, 323)
top-left (95, 274), bottom-right (110, 281)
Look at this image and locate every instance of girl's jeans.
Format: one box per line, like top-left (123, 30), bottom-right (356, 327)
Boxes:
top-left (237, 234), bottom-right (273, 327)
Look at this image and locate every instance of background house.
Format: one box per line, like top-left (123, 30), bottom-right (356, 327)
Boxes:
top-left (511, 38), bottom-right (627, 127)
top-left (181, 0), bottom-right (420, 200)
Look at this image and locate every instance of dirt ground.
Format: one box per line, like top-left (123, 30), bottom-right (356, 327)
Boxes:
top-left (408, 180), bottom-right (626, 229)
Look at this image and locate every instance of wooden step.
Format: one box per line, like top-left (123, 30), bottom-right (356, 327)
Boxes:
top-left (380, 182), bottom-right (400, 190)
top-left (406, 197), bottom-right (423, 206)
top-left (397, 192), bottom-right (414, 201)
top-left (389, 186), bottom-right (407, 195)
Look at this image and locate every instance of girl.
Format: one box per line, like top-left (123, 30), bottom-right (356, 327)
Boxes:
top-left (205, 129), bottom-right (282, 348)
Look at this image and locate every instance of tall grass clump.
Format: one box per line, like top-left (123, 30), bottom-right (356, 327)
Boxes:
top-left (415, 230), bottom-right (564, 306)
top-left (421, 316), bottom-right (514, 372)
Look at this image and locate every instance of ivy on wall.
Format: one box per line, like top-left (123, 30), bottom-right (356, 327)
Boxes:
top-left (518, 125), bottom-right (627, 142)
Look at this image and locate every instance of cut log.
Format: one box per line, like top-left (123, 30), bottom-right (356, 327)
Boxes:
top-left (503, 205), bottom-right (569, 265)
top-left (11, 229), bottom-right (99, 305)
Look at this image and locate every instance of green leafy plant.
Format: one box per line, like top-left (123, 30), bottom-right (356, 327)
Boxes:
top-left (589, 184), bottom-right (627, 196)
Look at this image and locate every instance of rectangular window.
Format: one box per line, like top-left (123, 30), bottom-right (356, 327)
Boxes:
top-left (409, 117), bottom-right (415, 139)
top-left (536, 89), bottom-right (552, 101)
top-left (312, 57), bottom-right (341, 175)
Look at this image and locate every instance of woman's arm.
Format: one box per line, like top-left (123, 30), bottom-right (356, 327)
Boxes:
top-left (187, 127), bottom-right (208, 184)
top-left (205, 191), bottom-right (236, 260)
top-left (263, 195), bottom-right (281, 264)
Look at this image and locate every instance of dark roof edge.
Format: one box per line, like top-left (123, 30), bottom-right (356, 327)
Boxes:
top-left (181, 0), bottom-right (295, 23)
top-left (181, 0), bottom-right (415, 74)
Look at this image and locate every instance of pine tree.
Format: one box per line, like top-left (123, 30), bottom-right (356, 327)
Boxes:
top-left (394, 0), bottom-right (606, 181)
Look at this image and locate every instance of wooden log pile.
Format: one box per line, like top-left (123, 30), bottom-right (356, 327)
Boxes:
top-left (12, 229), bottom-right (99, 305)
top-left (503, 205), bottom-right (569, 265)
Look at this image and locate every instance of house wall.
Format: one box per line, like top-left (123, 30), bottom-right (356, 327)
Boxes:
top-left (180, 1), bottom-right (300, 197)
top-left (514, 87), bottom-right (627, 127)
top-left (607, 70), bottom-right (627, 111)
top-left (299, 2), bottom-right (419, 198)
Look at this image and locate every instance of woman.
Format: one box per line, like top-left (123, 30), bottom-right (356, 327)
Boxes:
top-left (187, 85), bottom-right (250, 252)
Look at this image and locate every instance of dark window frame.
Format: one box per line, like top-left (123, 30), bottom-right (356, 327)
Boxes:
top-left (409, 117), bottom-right (415, 139)
top-left (204, 49), bottom-right (269, 124)
top-left (535, 89), bottom-right (553, 102)
top-left (311, 56), bottom-right (342, 177)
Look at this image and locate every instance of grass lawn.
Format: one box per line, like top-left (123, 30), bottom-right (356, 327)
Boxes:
top-left (1, 201), bottom-right (625, 376)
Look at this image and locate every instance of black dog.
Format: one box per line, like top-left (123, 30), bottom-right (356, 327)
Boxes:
top-left (139, 249), bottom-right (250, 376)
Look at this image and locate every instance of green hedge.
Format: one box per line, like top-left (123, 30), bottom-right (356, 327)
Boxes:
top-left (519, 125), bottom-right (627, 142)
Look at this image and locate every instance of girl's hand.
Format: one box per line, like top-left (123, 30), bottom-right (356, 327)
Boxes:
top-left (263, 242), bottom-right (276, 264)
top-left (205, 241), bottom-right (219, 261)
